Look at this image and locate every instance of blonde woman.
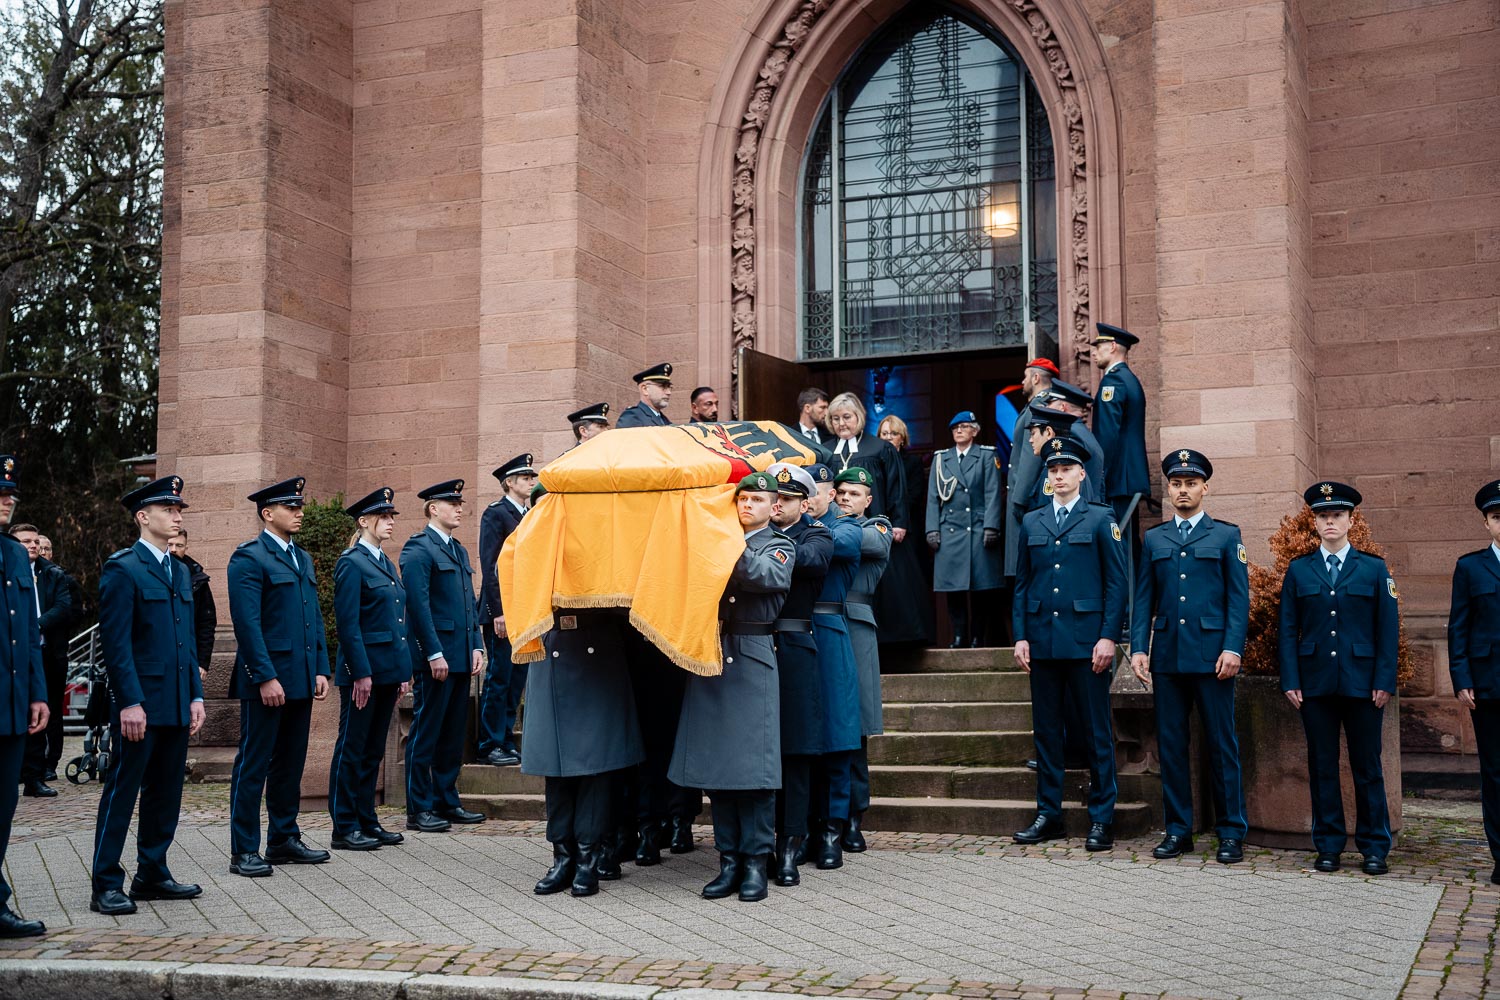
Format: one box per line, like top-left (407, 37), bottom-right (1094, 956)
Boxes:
top-left (876, 413), bottom-right (935, 643)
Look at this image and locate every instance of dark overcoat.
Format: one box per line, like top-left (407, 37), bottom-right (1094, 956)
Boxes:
top-left (777, 514), bottom-right (832, 755)
top-left (521, 610), bottom-right (645, 777)
top-left (927, 445), bottom-right (1003, 592)
top-left (847, 515), bottom-right (891, 736)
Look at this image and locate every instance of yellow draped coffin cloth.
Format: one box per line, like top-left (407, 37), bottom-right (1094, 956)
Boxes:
top-left (498, 421), bottom-right (816, 675)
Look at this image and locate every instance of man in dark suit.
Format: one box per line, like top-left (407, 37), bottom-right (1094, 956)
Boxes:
top-left (402, 479), bottom-right (487, 832)
top-left (10, 523), bottom-right (76, 796)
top-left (1280, 480), bottom-right (1399, 875)
top-left (1012, 436), bottom-right (1127, 851)
top-left (0, 457), bottom-right (49, 936)
top-left (784, 387), bottom-right (833, 463)
top-left (1449, 479), bottom-right (1500, 886)
top-left (90, 475), bottom-right (205, 915)
top-left (1130, 449), bottom-right (1250, 864)
top-left (1089, 323), bottom-right (1150, 527)
top-left (168, 527), bottom-right (217, 688)
top-left (477, 454), bottom-right (537, 766)
top-left (226, 476), bottom-right (332, 877)
top-left (615, 364), bottom-right (674, 427)
top-left (926, 411), bottom-right (1003, 648)
top-left (689, 387), bottom-right (719, 422)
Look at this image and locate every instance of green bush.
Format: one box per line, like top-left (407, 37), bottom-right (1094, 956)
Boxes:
top-left (297, 493), bottom-right (354, 660)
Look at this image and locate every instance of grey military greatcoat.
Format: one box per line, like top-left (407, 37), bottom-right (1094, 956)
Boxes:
top-left (1005, 408), bottom-right (1041, 578)
top-left (669, 527), bottom-right (795, 791)
top-left (928, 444), bottom-right (1004, 592)
top-left (847, 515), bottom-right (892, 737)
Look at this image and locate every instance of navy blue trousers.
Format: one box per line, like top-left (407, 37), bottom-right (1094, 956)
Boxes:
top-left (229, 697), bottom-right (313, 854)
top-left (1300, 695), bottom-right (1390, 858)
top-left (405, 669), bottom-right (469, 814)
top-left (1155, 672), bottom-right (1247, 839)
top-left (1030, 659), bottom-right (1116, 823)
top-left (328, 682), bottom-right (401, 836)
top-left (775, 754), bottom-right (814, 837)
top-left (0, 734), bottom-right (24, 907)
top-left (92, 723), bottom-right (190, 892)
top-left (821, 749), bottom-right (854, 821)
top-left (478, 629), bottom-right (527, 754)
top-left (709, 789), bottom-right (775, 856)
top-left (1474, 699), bottom-right (1500, 865)
top-left (849, 738), bottom-right (871, 815)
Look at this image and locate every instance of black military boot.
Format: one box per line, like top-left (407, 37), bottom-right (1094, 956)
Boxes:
top-left (842, 813), bottom-right (867, 853)
top-left (597, 834), bottom-right (622, 881)
top-left (669, 814), bottom-right (695, 853)
top-left (634, 821), bottom-right (662, 866)
top-left (816, 819), bottom-right (844, 870)
top-left (739, 854), bottom-right (769, 902)
top-left (701, 853), bottom-right (743, 899)
top-left (534, 842), bottom-right (577, 895)
top-left (571, 844), bottom-right (601, 897)
top-left (775, 836), bottom-right (802, 887)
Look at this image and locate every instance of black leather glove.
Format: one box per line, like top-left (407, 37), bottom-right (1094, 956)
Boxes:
top-left (926, 531), bottom-right (941, 551)
top-left (983, 527), bottom-right (1000, 549)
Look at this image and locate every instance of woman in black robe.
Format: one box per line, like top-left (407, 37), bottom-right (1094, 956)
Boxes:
top-left (876, 414), bottom-right (935, 649)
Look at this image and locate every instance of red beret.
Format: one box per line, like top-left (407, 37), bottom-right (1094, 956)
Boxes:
top-left (1025, 358), bottom-right (1060, 376)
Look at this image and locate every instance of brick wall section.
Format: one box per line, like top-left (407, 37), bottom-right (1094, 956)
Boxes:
top-left (1153, 0), bottom-right (1319, 558)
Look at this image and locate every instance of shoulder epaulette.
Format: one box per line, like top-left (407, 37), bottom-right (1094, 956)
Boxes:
top-left (106, 547), bottom-right (133, 562)
top-left (1089, 501), bottom-right (1113, 510)
top-left (1355, 548), bottom-right (1385, 560)
top-left (410, 531), bottom-right (427, 540)
top-left (1214, 519), bottom-right (1238, 528)
top-left (771, 527), bottom-right (792, 541)
top-left (236, 539), bottom-right (258, 550)
top-left (488, 500), bottom-right (502, 508)
top-left (978, 444), bottom-right (995, 450)
top-left (1144, 519), bottom-right (1171, 533)
top-left (867, 514), bottom-right (893, 526)
top-left (811, 519), bottom-right (825, 528)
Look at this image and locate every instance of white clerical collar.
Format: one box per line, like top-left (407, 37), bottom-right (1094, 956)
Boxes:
top-left (1175, 511), bottom-right (1206, 530)
top-left (358, 538), bottom-right (384, 560)
top-left (835, 436), bottom-right (859, 456)
top-left (261, 528), bottom-right (292, 553)
top-left (427, 523), bottom-right (452, 544)
top-left (1319, 541), bottom-right (1351, 565)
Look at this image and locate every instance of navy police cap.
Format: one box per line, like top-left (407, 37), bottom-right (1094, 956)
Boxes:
top-left (346, 487), bottom-right (398, 518)
top-left (805, 463), bottom-right (834, 485)
top-left (1043, 379), bottom-right (1094, 409)
top-left (949, 410), bottom-right (979, 428)
top-left (1026, 399), bottom-right (1079, 431)
top-left (1092, 322), bottom-right (1140, 348)
top-left (248, 476), bottom-right (306, 508)
top-left (493, 453), bottom-right (537, 483)
top-left (1304, 480), bottom-right (1361, 512)
top-left (418, 479), bottom-right (466, 502)
top-left (567, 402), bottom-right (610, 425)
top-left (0, 454), bottom-right (17, 495)
top-left (632, 363), bottom-right (673, 385)
top-left (1043, 434), bottom-right (1091, 467)
top-left (1162, 448), bottom-right (1213, 480)
top-left (122, 475), bottom-right (189, 513)
top-left (1474, 479), bottom-right (1500, 513)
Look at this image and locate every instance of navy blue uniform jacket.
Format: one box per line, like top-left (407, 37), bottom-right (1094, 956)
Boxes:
top-left (333, 544), bottom-right (413, 686)
top-left (226, 532), bottom-right (330, 700)
top-left (1092, 363), bottom-right (1150, 499)
top-left (1013, 501), bottom-right (1128, 660)
top-left (98, 541), bottom-right (203, 725)
top-left (477, 498), bottom-right (525, 621)
top-left (0, 534), bottom-right (44, 736)
top-left (614, 402), bottom-right (670, 428)
top-left (1448, 548), bottom-right (1500, 698)
top-left (400, 526), bottom-right (483, 673)
top-left (1278, 549), bottom-right (1399, 697)
top-left (1132, 515), bottom-right (1250, 672)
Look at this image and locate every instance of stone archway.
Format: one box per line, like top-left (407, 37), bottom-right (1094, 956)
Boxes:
top-left (698, 0), bottom-right (1123, 411)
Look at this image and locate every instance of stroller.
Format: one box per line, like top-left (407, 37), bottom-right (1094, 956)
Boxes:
top-left (65, 651), bottom-right (114, 785)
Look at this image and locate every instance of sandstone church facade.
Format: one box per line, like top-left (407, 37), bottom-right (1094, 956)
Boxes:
top-left (161, 0), bottom-right (1498, 762)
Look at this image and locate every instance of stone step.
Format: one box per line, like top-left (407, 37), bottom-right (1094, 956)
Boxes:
top-left (869, 764), bottom-right (1162, 806)
top-left (867, 731), bottom-right (1034, 767)
top-left (461, 793), bottom-right (547, 821)
top-left (458, 763), bottom-right (544, 795)
top-left (882, 701), bottom-right (1032, 732)
top-left (863, 797), bottom-right (1154, 838)
top-left (880, 671), bottom-right (1031, 704)
top-left (883, 647), bottom-right (1018, 673)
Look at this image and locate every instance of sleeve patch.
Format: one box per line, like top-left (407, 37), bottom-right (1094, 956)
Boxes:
top-left (1387, 577), bottom-right (1399, 599)
top-left (876, 523), bottom-right (888, 534)
top-left (1236, 543), bottom-right (1248, 564)
top-left (1110, 523), bottom-right (1122, 542)
top-left (1100, 386), bottom-right (1115, 403)
top-left (773, 549), bottom-right (789, 565)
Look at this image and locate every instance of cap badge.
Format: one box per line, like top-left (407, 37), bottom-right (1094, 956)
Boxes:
top-left (663, 363), bottom-right (672, 375)
top-left (1178, 450), bottom-right (1190, 462)
top-left (1320, 483), bottom-right (1333, 496)
top-left (456, 480), bottom-right (464, 491)
top-left (776, 469), bottom-right (791, 483)
top-left (601, 403), bottom-right (610, 415)
top-left (525, 454), bottom-right (533, 465)
top-left (3, 458), bottom-right (12, 472)
top-left (1051, 439), bottom-right (1063, 452)
top-left (383, 489), bottom-right (392, 501)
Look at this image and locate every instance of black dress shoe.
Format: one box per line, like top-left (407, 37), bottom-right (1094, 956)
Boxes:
top-left (90, 889), bottom-right (137, 915)
top-left (229, 852), bottom-right (273, 878)
top-left (43, 769), bottom-right (57, 782)
top-left (701, 853), bottom-right (743, 899)
top-left (0, 906), bottom-right (45, 938)
top-left (1313, 853), bottom-right (1341, 873)
top-left (265, 837), bottom-right (331, 864)
top-left (949, 636), bottom-right (967, 649)
top-left (1216, 839), bottom-right (1244, 865)
top-left (485, 749), bottom-right (520, 767)
top-left (1490, 864), bottom-right (1500, 886)
top-left (1013, 814), bottom-right (1064, 844)
top-left (597, 844), bottom-right (622, 881)
top-left (1085, 823), bottom-right (1114, 852)
top-left (816, 819), bottom-right (844, 870)
top-left (571, 843), bottom-right (601, 897)
top-left (535, 843), bottom-right (577, 895)
top-left (406, 811), bottom-right (452, 832)
top-left (775, 835), bottom-right (802, 887)
top-left (437, 806), bottom-right (485, 825)
top-left (128, 878), bottom-right (202, 901)
top-left (635, 823), bottom-right (662, 866)
top-left (842, 813), bottom-right (867, 853)
top-left (1361, 855), bottom-right (1389, 876)
top-left (331, 831), bottom-right (382, 851)
top-left (1025, 759), bottom-right (1038, 771)
top-left (1152, 834), bottom-right (1193, 859)
top-left (739, 854), bottom-right (769, 902)
top-left (364, 826), bottom-right (404, 846)
top-left (969, 637), bottom-right (983, 648)
top-left (22, 780), bottom-right (57, 798)
top-left (669, 815), bottom-right (695, 854)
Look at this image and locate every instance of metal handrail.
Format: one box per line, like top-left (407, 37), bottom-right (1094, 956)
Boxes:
top-left (66, 622), bottom-right (101, 682)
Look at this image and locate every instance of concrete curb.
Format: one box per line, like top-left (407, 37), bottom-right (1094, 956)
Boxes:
top-left (0, 960), bottom-right (811, 1000)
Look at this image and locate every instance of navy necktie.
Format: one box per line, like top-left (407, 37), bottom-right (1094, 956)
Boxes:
top-left (1056, 505), bottom-right (1066, 530)
top-left (1326, 553), bottom-right (1339, 586)
top-left (1178, 519), bottom-right (1190, 542)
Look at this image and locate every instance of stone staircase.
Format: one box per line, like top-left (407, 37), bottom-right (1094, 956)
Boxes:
top-left (458, 645), bottom-right (1160, 838)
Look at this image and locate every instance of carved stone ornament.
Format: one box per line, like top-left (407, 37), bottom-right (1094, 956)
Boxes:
top-left (729, 0), bottom-right (1093, 396)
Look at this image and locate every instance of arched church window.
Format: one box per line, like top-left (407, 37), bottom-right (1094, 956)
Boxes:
top-left (800, 6), bottom-right (1058, 361)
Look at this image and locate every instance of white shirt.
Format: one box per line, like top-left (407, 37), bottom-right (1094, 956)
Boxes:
top-left (1174, 511), bottom-right (1206, 533)
top-left (1491, 542), bottom-right (1500, 566)
top-left (1052, 495), bottom-right (1080, 520)
top-left (1104, 360), bottom-right (1125, 376)
top-left (358, 538), bottom-right (384, 561)
top-left (426, 524), bottom-right (452, 544)
top-left (1319, 541), bottom-right (1352, 573)
top-left (744, 526), bottom-right (769, 541)
top-left (505, 495), bottom-right (527, 515)
top-left (955, 445), bottom-right (971, 459)
top-left (798, 420), bottom-right (821, 441)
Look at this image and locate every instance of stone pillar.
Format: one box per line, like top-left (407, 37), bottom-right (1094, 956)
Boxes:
top-left (1153, 0), bottom-right (1317, 556)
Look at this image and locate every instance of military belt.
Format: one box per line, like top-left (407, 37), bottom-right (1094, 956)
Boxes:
top-left (722, 621), bottom-right (775, 636)
top-left (772, 619), bottom-right (813, 634)
top-left (846, 591), bottom-right (875, 606)
top-left (811, 602), bottom-right (844, 616)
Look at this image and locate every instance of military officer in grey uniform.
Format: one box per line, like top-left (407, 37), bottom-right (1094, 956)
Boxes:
top-left (669, 471), bottom-right (794, 902)
top-left (1130, 450), bottom-right (1250, 865)
top-left (1013, 436), bottom-right (1128, 851)
top-left (1280, 480), bottom-right (1399, 875)
top-left (614, 364), bottom-right (673, 428)
top-left (834, 466), bottom-right (892, 854)
top-left (523, 609), bottom-right (645, 897)
top-left (926, 410), bottom-right (1003, 648)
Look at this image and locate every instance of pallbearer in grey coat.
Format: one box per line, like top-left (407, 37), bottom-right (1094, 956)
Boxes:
top-left (834, 466), bottom-right (891, 854)
top-left (522, 609), bottom-right (645, 898)
top-left (670, 472), bottom-right (794, 903)
top-left (927, 411), bottom-right (1004, 647)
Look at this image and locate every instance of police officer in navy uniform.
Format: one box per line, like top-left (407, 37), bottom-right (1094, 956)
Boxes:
top-left (1039, 381), bottom-right (1107, 503)
top-left (477, 454), bottom-right (537, 766)
top-left (227, 477), bottom-right (332, 876)
top-left (1012, 436), bottom-right (1127, 851)
top-left (1024, 402), bottom-right (1102, 507)
top-left (90, 476), bottom-right (205, 915)
top-left (1280, 480), bottom-right (1399, 875)
top-left (926, 410), bottom-right (1003, 648)
top-left (328, 488), bottom-right (412, 851)
top-left (567, 402), bottom-right (611, 446)
top-left (614, 364), bottom-right (673, 428)
top-left (1130, 449), bottom-right (1250, 864)
top-left (1089, 323), bottom-right (1150, 528)
top-left (402, 479), bottom-right (487, 832)
top-left (0, 456), bottom-right (49, 936)
top-left (1449, 480), bottom-right (1500, 886)
top-left (669, 471), bottom-right (795, 902)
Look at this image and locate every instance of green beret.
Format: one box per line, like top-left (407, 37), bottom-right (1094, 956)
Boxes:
top-left (736, 471), bottom-right (778, 494)
top-left (833, 467), bottom-right (873, 487)
top-left (530, 483), bottom-right (549, 501)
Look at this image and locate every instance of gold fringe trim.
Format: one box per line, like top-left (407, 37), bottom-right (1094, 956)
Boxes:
top-left (508, 595), bottom-right (724, 676)
top-left (552, 593), bottom-right (634, 609)
top-left (629, 608), bottom-right (723, 678)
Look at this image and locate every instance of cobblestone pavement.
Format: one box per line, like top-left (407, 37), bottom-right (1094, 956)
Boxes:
top-left (4, 762), bottom-right (1497, 1000)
